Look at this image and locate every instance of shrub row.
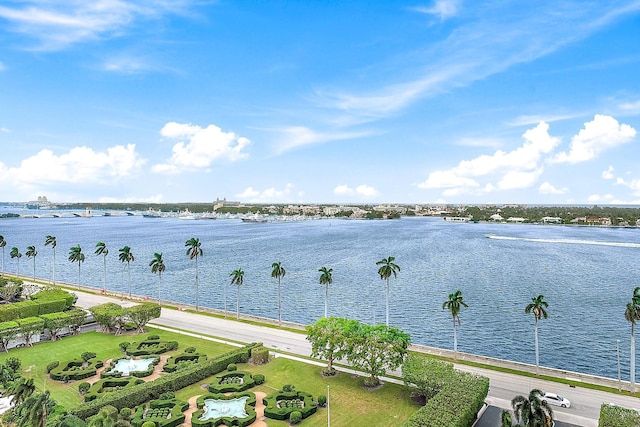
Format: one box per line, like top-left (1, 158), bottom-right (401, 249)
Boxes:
top-left (50, 357), bottom-right (104, 382)
top-left (0, 298), bottom-right (68, 322)
top-left (70, 343), bottom-right (261, 420)
top-left (262, 390), bottom-right (317, 421)
top-left (84, 377), bottom-right (146, 402)
top-left (162, 352), bottom-right (207, 373)
top-left (31, 288), bottom-right (75, 307)
top-left (599, 403), bottom-right (640, 427)
top-left (192, 392), bottom-right (256, 427)
top-left (402, 370), bottom-right (489, 427)
top-left (131, 398), bottom-right (188, 427)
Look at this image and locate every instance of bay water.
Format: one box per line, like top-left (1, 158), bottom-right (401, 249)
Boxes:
top-left (1, 210), bottom-right (639, 380)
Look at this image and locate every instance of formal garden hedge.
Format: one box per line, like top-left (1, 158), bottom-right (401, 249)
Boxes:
top-left (100, 356), bottom-right (161, 379)
top-left (402, 370), bottom-right (489, 427)
top-left (50, 355), bottom-right (104, 382)
top-left (0, 298), bottom-right (69, 322)
top-left (127, 338), bottom-right (178, 356)
top-left (70, 343), bottom-right (261, 419)
top-left (84, 377), bottom-right (146, 402)
top-left (208, 370), bottom-right (258, 393)
top-left (598, 403), bottom-right (640, 427)
top-left (162, 351), bottom-right (207, 373)
top-left (131, 397), bottom-right (189, 427)
top-left (262, 388), bottom-right (317, 421)
top-left (31, 288), bottom-right (75, 308)
top-left (192, 392), bottom-right (257, 427)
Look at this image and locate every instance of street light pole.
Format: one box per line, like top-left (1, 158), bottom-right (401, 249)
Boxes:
top-left (617, 339), bottom-right (621, 391)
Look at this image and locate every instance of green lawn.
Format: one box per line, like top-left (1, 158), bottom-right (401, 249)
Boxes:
top-left (0, 329), bottom-right (418, 426)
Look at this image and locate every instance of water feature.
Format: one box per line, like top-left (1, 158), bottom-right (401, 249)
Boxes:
top-left (109, 358), bottom-right (155, 376)
top-left (200, 396), bottom-right (249, 420)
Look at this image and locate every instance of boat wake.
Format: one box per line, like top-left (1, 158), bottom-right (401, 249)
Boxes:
top-left (484, 234), bottom-right (640, 248)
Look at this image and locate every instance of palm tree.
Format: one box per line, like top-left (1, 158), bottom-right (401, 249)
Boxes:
top-left (95, 242), bottom-right (109, 293)
top-left (501, 410), bottom-right (513, 427)
top-left (511, 389), bottom-right (554, 427)
top-left (10, 247), bottom-right (22, 276)
top-left (118, 246), bottom-right (135, 298)
top-left (185, 237), bottom-right (203, 311)
top-left (318, 266), bottom-right (333, 318)
top-left (10, 377), bottom-right (35, 406)
top-left (271, 261), bottom-right (286, 326)
top-left (230, 268), bottom-right (244, 320)
top-left (26, 245), bottom-right (37, 280)
top-left (525, 294), bottom-right (549, 375)
top-left (17, 390), bottom-right (54, 427)
top-left (376, 256), bottom-right (400, 326)
top-left (44, 235), bottom-right (56, 285)
top-left (625, 286), bottom-right (640, 390)
top-left (68, 245), bottom-right (85, 289)
top-left (442, 289), bottom-right (468, 357)
top-left (149, 252), bottom-right (165, 301)
top-left (0, 235), bottom-right (7, 274)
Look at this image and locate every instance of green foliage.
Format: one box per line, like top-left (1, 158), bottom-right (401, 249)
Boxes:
top-left (403, 371), bottom-right (489, 427)
top-left (31, 288), bottom-right (75, 308)
top-left (50, 355), bottom-right (104, 382)
top-left (262, 389), bottom-right (317, 421)
top-left (162, 352), bottom-right (207, 373)
top-left (70, 343), bottom-right (259, 420)
top-left (253, 373), bottom-right (265, 385)
top-left (127, 303), bottom-right (162, 333)
top-left (119, 342), bottom-right (131, 352)
top-left (598, 403), bottom-right (640, 427)
top-left (89, 303), bottom-right (127, 334)
top-left (184, 346), bottom-right (196, 353)
top-left (227, 363), bottom-right (237, 371)
top-left (317, 394), bottom-right (327, 407)
top-left (402, 354), bottom-right (455, 400)
top-left (84, 377), bottom-right (146, 402)
top-left (306, 317), bottom-right (357, 373)
top-left (0, 320), bottom-right (20, 352)
top-left (57, 414), bottom-right (87, 427)
top-left (5, 356), bottom-right (21, 372)
top-left (249, 345), bottom-right (270, 365)
top-left (16, 316), bottom-right (45, 346)
top-left (147, 335), bottom-right (160, 340)
top-left (101, 356), bottom-right (160, 379)
top-left (141, 422), bottom-right (156, 427)
top-left (127, 339), bottom-right (178, 356)
top-left (290, 410), bottom-right (302, 424)
top-left (208, 371), bottom-right (257, 393)
top-left (81, 352), bottom-right (97, 362)
top-left (78, 382), bottom-right (91, 395)
top-left (46, 360), bottom-right (60, 373)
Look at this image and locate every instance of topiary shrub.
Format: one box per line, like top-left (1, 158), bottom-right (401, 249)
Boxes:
top-left (81, 352), bottom-right (97, 362)
top-left (162, 352), bottom-right (207, 373)
top-left (282, 384), bottom-right (295, 392)
top-left (127, 339), bottom-right (178, 356)
top-left (184, 347), bottom-right (196, 353)
top-left (5, 357), bottom-right (21, 372)
top-left (50, 355), bottom-right (104, 382)
top-left (47, 361), bottom-right (60, 373)
top-left (317, 395), bottom-right (327, 407)
top-left (253, 374), bottom-right (265, 385)
top-left (263, 389), bottom-right (317, 421)
top-left (119, 342), bottom-right (131, 353)
top-left (119, 407), bottom-right (132, 420)
top-left (147, 335), bottom-right (160, 340)
top-left (227, 363), bottom-right (237, 371)
top-left (141, 422), bottom-right (155, 427)
top-left (208, 371), bottom-right (257, 393)
top-left (249, 346), bottom-right (270, 365)
top-left (78, 382), bottom-right (91, 395)
top-left (290, 410), bottom-right (302, 424)
top-left (131, 398), bottom-right (188, 427)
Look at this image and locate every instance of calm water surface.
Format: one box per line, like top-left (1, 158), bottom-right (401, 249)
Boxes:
top-left (1, 210), bottom-right (639, 380)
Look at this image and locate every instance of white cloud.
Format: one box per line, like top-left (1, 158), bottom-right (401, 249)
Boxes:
top-left (587, 194), bottom-right (615, 203)
top-left (412, 0), bottom-right (460, 21)
top-left (602, 166), bottom-right (615, 180)
top-left (333, 184), bottom-right (379, 197)
top-left (152, 122), bottom-right (250, 174)
top-left (508, 113), bottom-right (580, 126)
top-left (539, 182), bottom-right (568, 195)
top-left (236, 184), bottom-right (295, 202)
top-left (0, 144), bottom-right (145, 191)
top-left (271, 126), bottom-right (373, 154)
top-left (0, 127), bottom-right (9, 133)
top-left (0, 1), bottom-right (194, 51)
top-left (615, 176), bottom-right (640, 196)
top-left (0, 61), bottom-right (5, 71)
top-left (550, 115), bottom-right (636, 164)
top-left (98, 194), bottom-right (164, 203)
top-left (419, 121), bottom-right (558, 194)
top-left (619, 100), bottom-right (640, 114)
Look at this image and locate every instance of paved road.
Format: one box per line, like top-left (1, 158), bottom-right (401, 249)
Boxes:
top-left (74, 291), bottom-right (640, 426)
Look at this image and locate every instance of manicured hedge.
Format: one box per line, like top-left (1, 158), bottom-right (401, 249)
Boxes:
top-left (403, 371), bottom-right (489, 427)
top-left (131, 398), bottom-right (188, 427)
top-left (31, 288), bottom-right (75, 308)
top-left (192, 392), bottom-right (256, 427)
top-left (71, 343), bottom-right (261, 420)
top-left (262, 390), bottom-right (317, 421)
top-left (84, 377), bottom-right (146, 402)
top-left (0, 297), bottom-right (69, 322)
top-left (127, 339), bottom-right (178, 356)
top-left (163, 352), bottom-right (207, 373)
top-left (208, 371), bottom-right (257, 393)
top-left (50, 356), bottom-right (104, 382)
top-left (599, 403), bottom-right (640, 427)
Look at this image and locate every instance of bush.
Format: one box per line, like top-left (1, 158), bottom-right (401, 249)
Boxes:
top-left (250, 346), bottom-right (270, 365)
top-left (142, 422), bottom-right (155, 427)
top-left (5, 357), bottom-right (21, 372)
top-left (317, 395), bottom-right (327, 407)
top-left (50, 356), bottom-right (104, 382)
top-left (78, 382), bottom-right (91, 395)
top-left (119, 342), bottom-right (130, 352)
top-left (47, 361), bottom-right (60, 373)
top-left (159, 391), bottom-right (175, 400)
top-left (208, 371), bottom-right (257, 393)
top-left (147, 335), bottom-right (160, 340)
top-left (81, 352), bottom-right (97, 362)
top-left (227, 363), bottom-right (237, 371)
top-left (263, 389), bottom-right (317, 421)
top-left (282, 384), bottom-right (295, 392)
top-left (119, 407), bottom-right (132, 420)
top-left (184, 347), bottom-right (196, 353)
top-left (599, 403), bottom-right (640, 427)
top-left (253, 374), bottom-right (265, 385)
top-left (290, 411), bottom-right (302, 424)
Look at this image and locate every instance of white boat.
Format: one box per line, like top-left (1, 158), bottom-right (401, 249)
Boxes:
top-left (143, 208), bottom-right (162, 218)
top-left (178, 209), bottom-right (196, 220)
top-left (241, 214), bottom-right (268, 223)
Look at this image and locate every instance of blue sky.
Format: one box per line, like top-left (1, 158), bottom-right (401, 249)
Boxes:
top-left (1, 0), bottom-right (639, 205)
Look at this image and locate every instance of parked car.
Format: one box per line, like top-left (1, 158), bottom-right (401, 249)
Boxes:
top-left (542, 392), bottom-right (571, 408)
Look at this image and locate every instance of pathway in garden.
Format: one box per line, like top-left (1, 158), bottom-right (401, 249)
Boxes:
top-left (87, 358), bottom-right (112, 384)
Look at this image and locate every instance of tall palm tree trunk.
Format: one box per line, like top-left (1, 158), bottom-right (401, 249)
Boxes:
top-left (325, 284), bottom-right (328, 318)
top-left (631, 324), bottom-right (636, 391)
top-left (52, 248), bottom-right (55, 285)
top-left (195, 256), bottom-right (199, 311)
top-left (453, 316), bottom-right (458, 356)
top-left (278, 278), bottom-right (281, 327)
top-left (128, 263), bottom-right (132, 298)
top-left (237, 287), bottom-right (240, 320)
top-left (32, 258), bottom-right (36, 280)
top-left (158, 273), bottom-right (162, 300)
top-left (534, 319), bottom-right (540, 375)
top-left (102, 257), bottom-right (107, 292)
top-left (385, 278), bottom-right (390, 326)
top-left (77, 263), bottom-right (81, 290)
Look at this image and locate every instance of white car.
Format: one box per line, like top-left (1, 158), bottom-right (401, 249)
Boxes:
top-left (542, 392), bottom-right (571, 408)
